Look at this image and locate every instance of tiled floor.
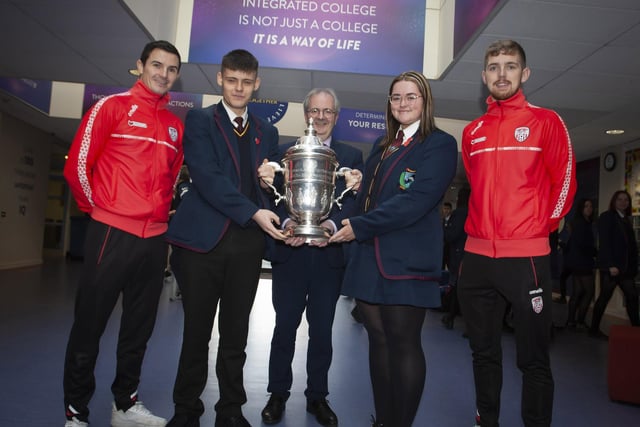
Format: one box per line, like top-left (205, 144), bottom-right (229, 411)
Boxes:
top-left (1, 258), bottom-right (638, 426)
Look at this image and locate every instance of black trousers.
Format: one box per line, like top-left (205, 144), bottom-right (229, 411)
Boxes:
top-left (458, 252), bottom-right (554, 427)
top-left (566, 272), bottom-right (595, 325)
top-left (63, 220), bottom-right (167, 420)
top-left (171, 227), bottom-right (265, 418)
top-left (590, 271), bottom-right (640, 332)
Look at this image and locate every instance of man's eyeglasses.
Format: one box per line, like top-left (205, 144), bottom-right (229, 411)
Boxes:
top-left (307, 108), bottom-right (336, 117)
top-left (388, 94), bottom-right (422, 105)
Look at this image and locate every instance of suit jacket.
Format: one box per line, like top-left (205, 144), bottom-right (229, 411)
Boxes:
top-left (270, 139), bottom-right (364, 268)
top-left (166, 102), bottom-right (279, 253)
top-left (597, 210), bottom-right (638, 277)
top-left (348, 129), bottom-right (458, 280)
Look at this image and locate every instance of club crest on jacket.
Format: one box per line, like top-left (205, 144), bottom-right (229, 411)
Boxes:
top-left (514, 126), bottom-right (530, 142)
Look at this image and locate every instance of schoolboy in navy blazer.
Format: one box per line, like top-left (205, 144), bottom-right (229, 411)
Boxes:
top-left (165, 49), bottom-right (284, 427)
top-left (166, 102), bottom-right (279, 252)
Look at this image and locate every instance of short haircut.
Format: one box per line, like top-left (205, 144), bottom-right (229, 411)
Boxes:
top-left (484, 39), bottom-right (526, 69)
top-left (140, 40), bottom-right (182, 71)
top-left (221, 49), bottom-right (259, 74)
top-left (303, 88), bottom-right (341, 113)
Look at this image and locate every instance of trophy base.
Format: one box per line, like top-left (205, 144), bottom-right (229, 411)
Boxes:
top-left (294, 224), bottom-right (330, 243)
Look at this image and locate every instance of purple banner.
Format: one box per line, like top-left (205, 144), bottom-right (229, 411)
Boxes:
top-left (454, 0), bottom-right (501, 57)
top-left (333, 107), bottom-right (385, 143)
top-left (0, 78), bottom-right (52, 114)
top-left (189, 0), bottom-right (425, 76)
top-left (166, 92), bottom-right (203, 123)
top-left (83, 84), bottom-right (201, 123)
top-left (82, 84), bottom-right (128, 113)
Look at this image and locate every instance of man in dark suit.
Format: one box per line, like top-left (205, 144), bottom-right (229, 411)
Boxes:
top-left (260, 88), bottom-right (364, 426)
top-left (165, 49), bottom-right (285, 427)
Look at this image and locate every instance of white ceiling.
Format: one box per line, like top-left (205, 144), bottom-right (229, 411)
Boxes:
top-left (1, 0), bottom-right (640, 163)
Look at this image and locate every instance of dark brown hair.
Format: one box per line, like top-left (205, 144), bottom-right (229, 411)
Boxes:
top-left (608, 190), bottom-right (632, 217)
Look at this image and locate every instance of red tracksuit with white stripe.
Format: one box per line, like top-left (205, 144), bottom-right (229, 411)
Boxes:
top-left (64, 79), bottom-right (184, 237)
top-left (458, 89), bottom-right (576, 427)
top-left (62, 80), bottom-right (183, 421)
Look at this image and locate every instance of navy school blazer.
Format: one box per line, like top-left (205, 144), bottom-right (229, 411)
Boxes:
top-left (348, 129), bottom-right (458, 280)
top-left (166, 102), bottom-right (279, 253)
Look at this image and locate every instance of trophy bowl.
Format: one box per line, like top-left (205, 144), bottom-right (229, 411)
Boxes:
top-left (266, 119), bottom-right (353, 242)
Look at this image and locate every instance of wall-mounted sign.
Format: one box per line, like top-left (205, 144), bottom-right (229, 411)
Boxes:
top-left (333, 107), bottom-right (385, 143)
top-left (249, 98), bottom-right (288, 125)
top-left (189, 0), bottom-right (425, 76)
top-left (82, 84), bottom-right (201, 124)
top-left (0, 78), bottom-right (52, 114)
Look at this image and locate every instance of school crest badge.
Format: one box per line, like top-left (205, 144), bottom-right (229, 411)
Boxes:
top-left (399, 168), bottom-right (416, 190)
top-left (531, 296), bottom-right (543, 314)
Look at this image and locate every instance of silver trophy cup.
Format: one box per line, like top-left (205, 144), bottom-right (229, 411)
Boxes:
top-left (266, 119), bottom-right (354, 242)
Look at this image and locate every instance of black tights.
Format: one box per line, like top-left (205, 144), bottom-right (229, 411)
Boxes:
top-left (357, 300), bottom-right (427, 427)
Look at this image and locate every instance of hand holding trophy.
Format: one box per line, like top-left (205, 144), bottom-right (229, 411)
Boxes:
top-left (263, 118), bottom-right (360, 243)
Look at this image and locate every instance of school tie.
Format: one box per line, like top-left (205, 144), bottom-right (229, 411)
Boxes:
top-left (383, 129), bottom-right (404, 159)
top-left (234, 117), bottom-right (244, 133)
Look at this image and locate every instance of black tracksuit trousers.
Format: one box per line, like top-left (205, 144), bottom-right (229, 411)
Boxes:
top-left (458, 252), bottom-right (554, 427)
top-left (63, 220), bottom-right (166, 420)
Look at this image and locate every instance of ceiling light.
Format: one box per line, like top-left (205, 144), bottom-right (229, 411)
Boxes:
top-left (128, 68), bottom-right (140, 77)
top-left (605, 129), bottom-right (625, 135)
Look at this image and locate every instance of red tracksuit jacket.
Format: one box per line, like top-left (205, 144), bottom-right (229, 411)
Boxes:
top-left (461, 89), bottom-right (576, 258)
top-left (64, 80), bottom-right (184, 238)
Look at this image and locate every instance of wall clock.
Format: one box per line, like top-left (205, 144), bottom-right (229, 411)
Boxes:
top-left (604, 152), bottom-right (616, 171)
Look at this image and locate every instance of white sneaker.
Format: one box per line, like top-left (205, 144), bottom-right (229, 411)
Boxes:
top-left (111, 402), bottom-right (167, 426)
top-left (65, 417), bottom-right (88, 427)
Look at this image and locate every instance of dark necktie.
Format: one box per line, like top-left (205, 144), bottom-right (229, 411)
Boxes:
top-left (365, 129), bottom-right (406, 211)
top-left (234, 117), bottom-right (246, 136)
top-left (383, 129), bottom-right (404, 159)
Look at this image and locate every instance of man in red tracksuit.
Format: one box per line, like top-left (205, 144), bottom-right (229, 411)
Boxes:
top-left (458, 39), bottom-right (576, 427)
top-left (62, 40), bottom-right (184, 427)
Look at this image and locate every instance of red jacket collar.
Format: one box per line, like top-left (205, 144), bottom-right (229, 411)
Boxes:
top-left (485, 89), bottom-right (527, 114)
top-left (130, 80), bottom-right (170, 110)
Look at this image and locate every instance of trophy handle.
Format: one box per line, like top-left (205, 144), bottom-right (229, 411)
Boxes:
top-left (264, 161), bottom-right (285, 206)
top-left (334, 167), bottom-right (356, 210)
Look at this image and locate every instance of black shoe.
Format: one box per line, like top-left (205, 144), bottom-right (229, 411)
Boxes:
top-left (306, 399), bottom-right (338, 426)
top-left (214, 414), bottom-right (251, 427)
top-left (261, 395), bottom-right (285, 424)
top-left (167, 413), bottom-right (200, 427)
